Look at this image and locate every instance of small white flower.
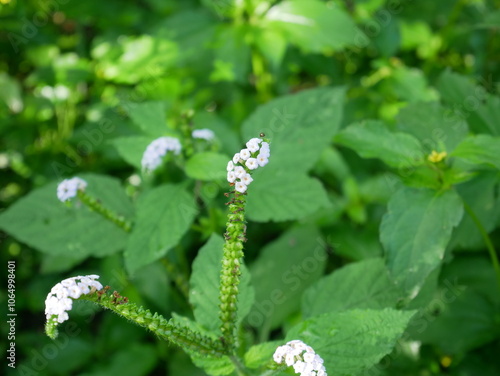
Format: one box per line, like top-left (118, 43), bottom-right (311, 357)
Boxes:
top-left (285, 353), bottom-right (295, 367)
top-left (227, 161), bottom-right (234, 171)
top-left (303, 352), bottom-right (315, 363)
top-left (141, 137), bottom-right (182, 172)
top-left (57, 177), bottom-right (87, 202)
top-left (234, 166), bottom-right (246, 178)
top-left (241, 173), bottom-right (253, 186)
top-left (245, 158), bottom-right (258, 170)
top-left (259, 142), bottom-right (270, 157)
top-left (67, 285), bottom-right (82, 299)
top-left (294, 361), bottom-right (306, 374)
top-left (247, 137), bottom-right (262, 146)
top-left (232, 153), bottom-right (241, 164)
top-left (239, 149), bottom-right (251, 160)
top-left (192, 128), bottom-right (215, 141)
top-left (246, 140), bottom-right (260, 153)
top-left (272, 340), bottom-right (327, 376)
top-left (45, 275), bottom-right (103, 326)
top-left (235, 181), bottom-right (247, 193)
top-left (227, 171), bottom-right (236, 183)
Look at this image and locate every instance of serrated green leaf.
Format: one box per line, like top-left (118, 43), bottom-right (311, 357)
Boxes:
top-left (450, 172), bottom-right (500, 250)
top-left (286, 308), bottom-right (415, 376)
top-left (335, 120), bottom-right (425, 168)
top-left (437, 70), bottom-right (500, 136)
top-left (0, 174), bottom-right (132, 257)
top-left (302, 258), bottom-right (402, 318)
top-left (189, 234), bottom-right (254, 335)
top-left (413, 289), bottom-right (500, 354)
top-left (249, 225), bottom-right (327, 329)
top-left (185, 152), bottom-right (230, 181)
top-left (380, 187), bottom-right (463, 298)
top-left (242, 86), bottom-right (345, 173)
top-left (452, 134), bottom-right (500, 170)
top-left (111, 136), bottom-right (154, 169)
top-left (124, 184), bottom-right (197, 274)
top-left (122, 101), bottom-right (168, 137)
top-left (246, 169), bottom-right (329, 222)
top-left (396, 102), bottom-right (468, 152)
top-left (244, 341), bottom-right (282, 369)
top-left (264, 0), bottom-right (364, 53)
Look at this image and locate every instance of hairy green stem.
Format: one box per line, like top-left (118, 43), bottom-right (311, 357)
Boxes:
top-left (80, 288), bottom-right (226, 357)
top-left (219, 191), bottom-right (247, 350)
top-left (463, 200), bottom-right (500, 291)
top-left (77, 190), bottom-right (132, 232)
top-left (230, 355), bottom-right (251, 376)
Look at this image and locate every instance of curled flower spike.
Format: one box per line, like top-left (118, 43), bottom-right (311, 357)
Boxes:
top-left (57, 177), bottom-right (87, 202)
top-left (273, 340), bottom-right (327, 376)
top-left (141, 136), bottom-right (182, 172)
top-left (227, 137), bottom-right (270, 193)
top-left (45, 275), bottom-right (103, 339)
top-left (192, 128), bottom-right (215, 141)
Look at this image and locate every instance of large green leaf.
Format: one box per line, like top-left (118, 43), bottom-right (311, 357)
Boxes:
top-left (246, 169), bottom-right (329, 222)
top-left (122, 101), bottom-right (168, 137)
top-left (185, 152), bottom-right (229, 181)
top-left (248, 225), bottom-right (327, 329)
top-left (111, 136), bottom-right (155, 169)
top-left (302, 258), bottom-right (402, 318)
top-left (244, 341), bottom-right (282, 369)
top-left (380, 187), bottom-right (463, 298)
top-left (124, 184), bottom-right (197, 274)
top-left (263, 0), bottom-right (364, 53)
top-left (0, 174), bottom-right (132, 257)
top-left (452, 134), bottom-right (500, 171)
top-left (450, 172), bottom-right (500, 250)
top-left (335, 120), bottom-right (425, 168)
top-left (396, 102), bottom-right (468, 152)
top-left (286, 309), bottom-right (415, 376)
top-left (437, 70), bottom-right (500, 136)
top-left (93, 35), bottom-right (177, 84)
top-left (189, 234), bottom-right (254, 335)
top-left (210, 24), bottom-right (251, 83)
top-left (242, 86), bottom-right (345, 173)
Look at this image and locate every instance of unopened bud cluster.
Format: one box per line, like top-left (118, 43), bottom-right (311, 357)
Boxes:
top-left (273, 340), bottom-right (327, 376)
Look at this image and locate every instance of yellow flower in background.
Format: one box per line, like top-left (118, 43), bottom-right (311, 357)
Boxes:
top-left (428, 150), bottom-right (447, 163)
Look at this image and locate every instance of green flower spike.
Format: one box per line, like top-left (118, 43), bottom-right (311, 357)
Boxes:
top-left (219, 134), bottom-right (270, 350)
top-left (56, 177), bottom-right (132, 232)
top-left (45, 275), bottom-right (225, 357)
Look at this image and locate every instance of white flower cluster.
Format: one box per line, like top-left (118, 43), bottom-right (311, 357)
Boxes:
top-left (141, 136), bottom-right (182, 172)
top-left (45, 275), bottom-right (103, 324)
top-left (227, 137), bottom-right (270, 193)
top-left (192, 128), bottom-right (215, 141)
top-left (57, 177), bottom-right (87, 202)
top-left (273, 340), bottom-right (327, 376)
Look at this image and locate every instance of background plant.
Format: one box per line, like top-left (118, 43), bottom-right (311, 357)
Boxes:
top-left (1, 0), bottom-right (500, 375)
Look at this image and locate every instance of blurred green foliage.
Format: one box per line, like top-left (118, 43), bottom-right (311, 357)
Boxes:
top-left (1, 0), bottom-right (500, 375)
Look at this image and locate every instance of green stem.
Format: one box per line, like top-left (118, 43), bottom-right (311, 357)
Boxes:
top-left (77, 190), bottom-right (132, 232)
top-left (219, 191), bottom-right (247, 350)
top-left (230, 355), bottom-right (251, 376)
top-left (463, 200), bottom-right (500, 291)
top-left (80, 289), bottom-right (226, 357)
